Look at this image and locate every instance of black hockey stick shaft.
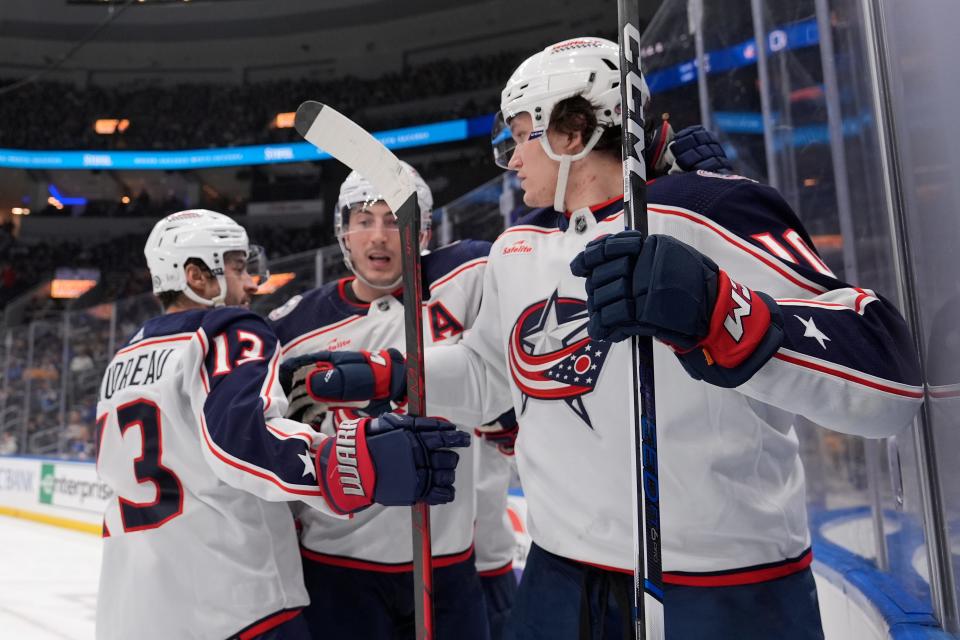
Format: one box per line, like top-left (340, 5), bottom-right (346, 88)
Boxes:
top-left (617, 3), bottom-right (665, 639)
top-left (293, 101), bottom-right (435, 640)
top-left (397, 197), bottom-right (436, 640)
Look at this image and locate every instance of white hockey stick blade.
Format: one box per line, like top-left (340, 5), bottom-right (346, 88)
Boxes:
top-left (295, 101), bottom-right (416, 215)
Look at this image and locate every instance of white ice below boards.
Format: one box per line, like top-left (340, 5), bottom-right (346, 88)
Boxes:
top-left (0, 515), bottom-right (99, 640)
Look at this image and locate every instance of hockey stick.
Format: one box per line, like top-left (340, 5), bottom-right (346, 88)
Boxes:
top-left (617, 4), bottom-right (665, 640)
top-left (295, 101), bottom-right (435, 640)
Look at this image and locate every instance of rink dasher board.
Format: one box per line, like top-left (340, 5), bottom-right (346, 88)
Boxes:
top-left (0, 455), bottom-right (106, 534)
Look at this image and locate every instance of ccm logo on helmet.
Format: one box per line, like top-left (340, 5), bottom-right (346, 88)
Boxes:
top-left (723, 280), bottom-right (753, 343)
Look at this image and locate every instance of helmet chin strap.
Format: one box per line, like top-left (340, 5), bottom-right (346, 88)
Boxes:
top-left (539, 127), bottom-right (604, 212)
top-left (182, 274), bottom-right (228, 308)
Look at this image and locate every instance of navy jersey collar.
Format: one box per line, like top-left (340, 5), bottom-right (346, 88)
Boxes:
top-left (558, 194), bottom-right (624, 231)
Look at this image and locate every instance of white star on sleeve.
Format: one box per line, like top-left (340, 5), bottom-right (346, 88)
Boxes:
top-left (795, 315), bottom-right (831, 350)
top-left (298, 451), bottom-right (316, 479)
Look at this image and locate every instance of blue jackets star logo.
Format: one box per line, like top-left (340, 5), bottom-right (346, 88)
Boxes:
top-left (508, 289), bottom-right (610, 428)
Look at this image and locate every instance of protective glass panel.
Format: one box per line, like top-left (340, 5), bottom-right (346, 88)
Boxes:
top-left (880, 0), bottom-right (960, 625)
top-left (643, 0), bottom-right (934, 614)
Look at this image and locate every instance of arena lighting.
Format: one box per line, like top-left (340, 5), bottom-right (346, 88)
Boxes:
top-left (47, 196), bottom-right (64, 210)
top-left (254, 272), bottom-right (296, 295)
top-left (48, 184), bottom-right (87, 206)
top-left (274, 112), bottom-right (296, 129)
top-left (11, 207), bottom-right (30, 215)
top-left (94, 119), bottom-right (130, 135)
top-left (121, 195), bottom-right (131, 204)
top-left (50, 268), bottom-right (100, 299)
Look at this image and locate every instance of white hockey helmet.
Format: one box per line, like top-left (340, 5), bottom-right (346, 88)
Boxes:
top-left (492, 37), bottom-right (649, 211)
top-left (144, 209), bottom-right (267, 307)
top-left (334, 161), bottom-right (433, 290)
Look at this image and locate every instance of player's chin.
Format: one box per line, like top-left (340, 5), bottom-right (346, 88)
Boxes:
top-left (361, 270), bottom-right (401, 289)
top-left (521, 189), bottom-right (551, 209)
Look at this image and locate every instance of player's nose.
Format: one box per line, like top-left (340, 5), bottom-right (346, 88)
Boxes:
top-left (507, 147), bottom-right (522, 170)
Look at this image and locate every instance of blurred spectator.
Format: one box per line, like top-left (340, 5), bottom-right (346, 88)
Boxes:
top-left (0, 431), bottom-right (16, 455)
top-left (63, 409), bottom-right (93, 460)
top-left (70, 347), bottom-right (94, 374)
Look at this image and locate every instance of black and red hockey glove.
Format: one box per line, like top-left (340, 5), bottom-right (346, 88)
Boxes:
top-left (474, 408), bottom-right (519, 456)
top-left (570, 231), bottom-right (784, 388)
top-left (280, 349), bottom-right (406, 424)
top-left (315, 413), bottom-right (470, 515)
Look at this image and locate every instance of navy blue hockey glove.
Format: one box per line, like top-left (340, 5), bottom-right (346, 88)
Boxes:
top-left (570, 231), bottom-right (785, 387)
top-left (315, 413), bottom-right (470, 515)
top-left (280, 349), bottom-right (406, 424)
top-left (667, 125), bottom-right (732, 174)
top-left (474, 408), bottom-right (518, 456)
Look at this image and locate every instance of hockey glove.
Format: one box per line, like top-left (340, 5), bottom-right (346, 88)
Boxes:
top-left (474, 408), bottom-right (519, 456)
top-left (665, 125), bottom-right (732, 174)
top-left (570, 231), bottom-right (784, 387)
top-left (280, 349), bottom-right (407, 424)
top-left (315, 413), bottom-right (470, 515)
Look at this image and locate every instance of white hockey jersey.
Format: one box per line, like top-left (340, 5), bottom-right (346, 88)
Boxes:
top-left (95, 307), bottom-right (340, 640)
top-left (423, 173), bottom-right (923, 584)
top-left (269, 240), bottom-right (515, 572)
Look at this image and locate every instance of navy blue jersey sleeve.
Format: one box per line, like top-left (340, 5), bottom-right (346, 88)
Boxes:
top-left (187, 307), bottom-right (336, 510)
top-left (651, 173), bottom-right (923, 437)
top-left (422, 240), bottom-right (493, 295)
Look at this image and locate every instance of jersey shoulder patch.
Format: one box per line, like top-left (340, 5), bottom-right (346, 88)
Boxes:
top-left (126, 309), bottom-right (206, 348)
top-left (696, 170), bottom-right (757, 182)
top-left (268, 281), bottom-right (360, 347)
top-left (268, 294), bottom-right (303, 322)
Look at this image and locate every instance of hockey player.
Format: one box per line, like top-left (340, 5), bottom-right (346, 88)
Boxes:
top-left (292, 38), bottom-right (924, 639)
top-left (269, 163), bottom-right (515, 640)
top-left (94, 210), bottom-right (469, 640)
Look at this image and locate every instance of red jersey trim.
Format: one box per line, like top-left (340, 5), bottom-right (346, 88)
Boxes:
top-left (429, 257), bottom-right (487, 291)
top-left (260, 349), bottom-right (280, 414)
top-left (115, 333), bottom-right (192, 356)
top-left (264, 422), bottom-right (314, 446)
top-left (562, 194), bottom-right (625, 219)
top-left (198, 412), bottom-right (323, 497)
top-left (478, 561), bottom-right (514, 578)
top-left (663, 548), bottom-right (812, 587)
top-left (281, 315), bottom-right (364, 355)
top-left (233, 607), bottom-right (303, 640)
top-left (773, 350), bottom-right (924, 399)
top-left (300, 544), bottom-right (474, 573)
top-left (649, 205), bottom-right (826, 295)
top-left (499, 225), bottom-right (563, 238)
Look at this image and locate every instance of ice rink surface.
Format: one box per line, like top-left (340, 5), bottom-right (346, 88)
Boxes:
top-left (0, 515), bottom-right (99, 640)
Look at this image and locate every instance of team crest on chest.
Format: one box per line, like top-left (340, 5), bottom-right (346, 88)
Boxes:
top-left (508, 289), bottom-right (611, 429)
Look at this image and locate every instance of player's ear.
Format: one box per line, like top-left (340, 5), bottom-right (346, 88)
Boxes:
top-left (184, 262), bottom-right (218, 297)
top-left (548, 126), bottom-right (584, 155)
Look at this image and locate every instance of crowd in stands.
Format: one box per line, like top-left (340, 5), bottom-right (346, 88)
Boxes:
top-left (0, 51), bottom-right (525, 151)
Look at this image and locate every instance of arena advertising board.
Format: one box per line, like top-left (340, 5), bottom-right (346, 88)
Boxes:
top-left (0, 457), bottom-right (110, 524)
